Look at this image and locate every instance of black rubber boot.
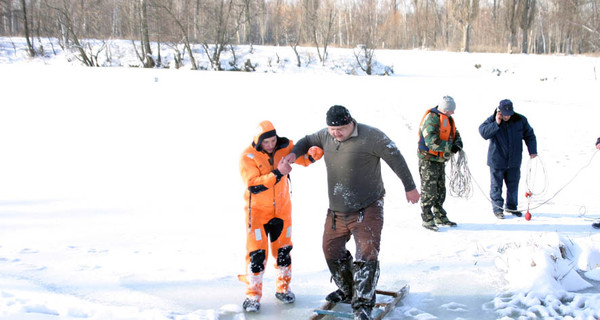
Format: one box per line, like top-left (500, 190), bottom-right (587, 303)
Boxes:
top-left (433, 207), bottom-right (457, 227)
top-left (351, 260), bottom-right (380, 320)
top-left (325, 251), bottom-right (354, 303)
top-left (420, 206), bottom-right (435, 224)
top-left (421, 207), bottom-right (438, 231)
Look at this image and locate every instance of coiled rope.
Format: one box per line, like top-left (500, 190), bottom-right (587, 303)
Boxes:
top-left (524, 149), bottom-right (598, 211)
top-left (448, 150), bottom-right (473, 199)
top-left (525, 156), bottom-right (548, 199)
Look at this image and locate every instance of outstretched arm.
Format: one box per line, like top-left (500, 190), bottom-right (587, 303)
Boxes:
top-left (291, 146), bottom-right (324, 166)
top-left (282, 153), bottom-right (297, 165)
top-left (285, 130), bottom-right (326, 165)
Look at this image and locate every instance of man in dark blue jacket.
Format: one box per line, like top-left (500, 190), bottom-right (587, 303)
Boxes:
top-left (479, 99), bottom-right (537, 219)
top-left (593, 137), bottom-right (600, 229)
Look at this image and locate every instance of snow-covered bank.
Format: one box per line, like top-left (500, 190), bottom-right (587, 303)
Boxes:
top-left (1, 37), bottom-right (600, 319)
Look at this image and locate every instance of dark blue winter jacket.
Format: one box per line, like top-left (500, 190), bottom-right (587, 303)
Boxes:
top-left (479, 111), bottom-right (537, 169)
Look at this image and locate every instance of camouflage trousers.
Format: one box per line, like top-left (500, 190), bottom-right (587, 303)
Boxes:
top-left (419, 159), bottom-right (447, 222)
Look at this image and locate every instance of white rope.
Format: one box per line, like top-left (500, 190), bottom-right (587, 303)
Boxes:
top-left (463, 149), bottom-right (599, 213)
top-left (526, 150), bottom-right (599, 211)
top-left (448, 150), bottom-right (473, 199)
top-left (525, 155), bottom-right (549, 198)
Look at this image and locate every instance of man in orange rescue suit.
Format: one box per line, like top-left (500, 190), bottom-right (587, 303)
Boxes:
top-left (239, 120), bottom-right (323, 313)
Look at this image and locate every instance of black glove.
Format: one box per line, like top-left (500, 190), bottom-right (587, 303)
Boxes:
top-left (451, 144), bottom-right (462, 153)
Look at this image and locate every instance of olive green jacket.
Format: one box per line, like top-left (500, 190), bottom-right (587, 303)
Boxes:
top-left (292, 121), bottom-right (416, 213)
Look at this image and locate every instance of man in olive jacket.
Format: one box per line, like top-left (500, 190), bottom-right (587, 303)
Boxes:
top-left (282, 105), bottom-right (420, 320)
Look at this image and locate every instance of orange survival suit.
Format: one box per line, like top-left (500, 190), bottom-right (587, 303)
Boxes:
top-left (239, 120), bottom-right (322, 301)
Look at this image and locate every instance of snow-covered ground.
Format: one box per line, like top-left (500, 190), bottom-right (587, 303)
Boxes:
top-left (1, 37), bottom-right (600, 319)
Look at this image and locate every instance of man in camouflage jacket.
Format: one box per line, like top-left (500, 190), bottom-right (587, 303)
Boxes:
top-left (417, 96), bottom-right (463, 231)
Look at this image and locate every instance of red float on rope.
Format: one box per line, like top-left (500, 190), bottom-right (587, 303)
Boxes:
top-left (525, 191), bottom-right (533, 221)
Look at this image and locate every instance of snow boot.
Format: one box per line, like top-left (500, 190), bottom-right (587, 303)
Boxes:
top-left (353, 307), bottom-right (373, 320)
top-left (509, 210), bottom-right (522, 217)
top-left (592, 221), bottom-right (600, 229)
top-left (434, 216), bottom-right (457, 227)
top-left (351, 260), bottom-right (379, 317)
top-left (238, 271), bottom-right (264, 301)
top-left (275, 265), bottom-right (293, 303)
top-left (421, 208), bottom-right (438, 231)
top-left (422, 219), bottom-right (439, 231)
top-left (275, 291), bottom-right (296, 304)
top-left (433, 207), bottom-right (457, 227)
top-left (326, 289), bottom-right (351, 304)
top-left (494, 211), bottom-right (504, 219)
top-left (242, 296), bottom-right (260, 312)
top-left (325, 252), bottom-right (354, 303)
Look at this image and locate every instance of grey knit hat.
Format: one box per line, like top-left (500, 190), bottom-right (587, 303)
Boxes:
top-left (438, 96), bottom-right (456, 112)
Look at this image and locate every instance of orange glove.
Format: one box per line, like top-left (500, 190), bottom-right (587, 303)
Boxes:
top-left (307, 146), bottom-right (324, 162)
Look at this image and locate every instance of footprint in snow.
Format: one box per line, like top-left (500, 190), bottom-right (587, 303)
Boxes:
top-left (19, 248), bottom-right (39, 254)
top-left (22, 304), bottom-right (59, 316)
top-left (87, 248), bottom-right (108, 254)
top-left (441, 301), bottom-right (468, 312)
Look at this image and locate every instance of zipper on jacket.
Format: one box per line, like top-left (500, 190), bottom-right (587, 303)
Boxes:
top-left (248, 193), bottom-right (253, 232)
top-left (358, 208), bottom-right (365, 223)
top-left (268, 153), bottom-right (274, 166)
top-left (269, 152), bottom-right (277, 212)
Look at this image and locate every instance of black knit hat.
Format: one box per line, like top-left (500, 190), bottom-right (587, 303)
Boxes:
top-left (326, 105), bottom-right (353, 126)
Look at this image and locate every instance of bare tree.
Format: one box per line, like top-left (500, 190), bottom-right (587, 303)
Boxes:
top-left (198, 0), bottom-right (244, 71)
top-left (303, 0), bottom-right (336, 65)
top-left (282, 1), bottom-right (302, 67)
top-left (319, 4), bottom-right (335, 64)
top-left (239, 0), bottom-right (253, 44)
top-left (270, 0), bottom-right (283, 45)
top-left (518, 0), bottom-right (536, 53)
top-left (354, 0), bottom-right (378, 74)
top-left (449, 0), bottom-right (479, 52)
top-left (4, 0), bottom-right (600, 63)
top-left (20, 0), bottom-right (35, 56)
top-left (504, 0), bottom-right (518, 53)
top-left (411, 0), bottom-right (439, 48)
top-left (154, 0), bottom-right (197, 70)
top-left (577, 0), bottom-right (600, 52)
top-left (46, 0), bottom-right (97, 66)
top-left (381, 0), bottom-right (401, 48)
top-left (548, 0), bottom-right (580, 54)
top-left (139, 0), bottom-right (155, 67)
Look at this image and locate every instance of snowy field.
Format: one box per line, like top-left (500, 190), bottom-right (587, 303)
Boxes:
top-left (1, 37), bottom-right (600, 319)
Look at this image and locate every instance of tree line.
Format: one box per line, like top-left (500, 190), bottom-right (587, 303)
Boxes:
top-left (1, 0), bottom-right (599, 69)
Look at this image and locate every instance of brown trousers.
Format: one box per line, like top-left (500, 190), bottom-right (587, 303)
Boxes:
top-left (322, 199), bottom-right (384, 261)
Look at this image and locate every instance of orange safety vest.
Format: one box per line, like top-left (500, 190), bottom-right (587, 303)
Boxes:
top-left (418, 108), bottom-right (456, 158)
